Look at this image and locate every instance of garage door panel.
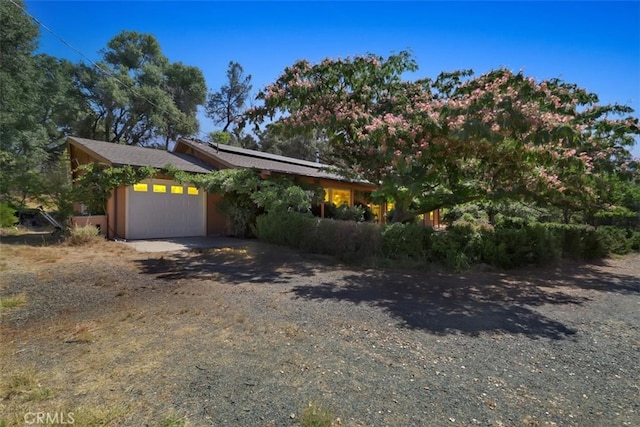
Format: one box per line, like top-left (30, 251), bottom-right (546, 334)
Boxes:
top-left (126, 180), bottom-right (205, 239)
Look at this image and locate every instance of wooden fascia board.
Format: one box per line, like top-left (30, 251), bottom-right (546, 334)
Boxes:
top-left (67, 138), bottom-right (113, 167)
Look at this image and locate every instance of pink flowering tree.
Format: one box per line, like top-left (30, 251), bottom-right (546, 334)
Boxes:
top-left (248, 51), bottom-right (639, 223)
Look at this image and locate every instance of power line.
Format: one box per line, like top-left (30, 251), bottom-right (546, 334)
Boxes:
top-left (7, 0), bottom-right (213, 144)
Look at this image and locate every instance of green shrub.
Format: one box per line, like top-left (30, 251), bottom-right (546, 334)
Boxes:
top-left (595, 206), bottom-right (640, 229)
top-left (480, 227), bottom-right (527, 268)
top-left (596, 226), bottom-right (633, 255)
top-left (314, 219), bottom-right (381, 260)
top-left (630, 230), bottom-right (640, 251)
top-left (255, 211), bottom-right (310, 247)
top-left (428, 224), bottom-right (481, 269)
top-left (217, 194), bottom-right (258, 238)
top-left (0, 203), bottom-right (17, 227)
top-left (480, 225), bottom-right (560, 268)
top-left (333, 204), bottom-right (366, 222)
top-left (67, 225), bottom-right (103, 246)
top-left (537, 223), bottom-right (604, 259)
top-left (256, 212), bottom-right (382, 261)
top-left (382, 223), bottom-right (431, 260)
top-left (257, 210), bottom-right (636, 271)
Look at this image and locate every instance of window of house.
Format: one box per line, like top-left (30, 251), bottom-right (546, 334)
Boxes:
top-left (153, 184), bottom-right (167, 193)
top-left (133, 183), bottom-right (148, 192)
top-left (368, 204), bottom-right (382, 222)
top-left (323, 188), bottom-right (351, 206)
top-left (171, 185), bottom-right (184, 194)
top-left (187, 187), bottom-right (199, 195)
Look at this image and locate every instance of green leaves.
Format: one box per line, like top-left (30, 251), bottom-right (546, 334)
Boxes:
top-left (251, 51), bottom-right (639, 223)
top-left (74, 31), bottom-right (206, 147)
top-left (206, 61), bottom-right (253, 134)
top-left (73, 164), bottom-right (157, 214)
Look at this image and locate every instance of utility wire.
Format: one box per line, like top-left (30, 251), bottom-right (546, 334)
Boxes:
top-left (7, 0), bottom-right (213, 144)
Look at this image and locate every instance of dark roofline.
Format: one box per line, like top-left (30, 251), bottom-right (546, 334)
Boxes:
top-left (180, 138), bottom-right (329, 170)
top-left (68, 136), bottom-right (212, 174)
top-left (176, 137), bottom-right (375, 186)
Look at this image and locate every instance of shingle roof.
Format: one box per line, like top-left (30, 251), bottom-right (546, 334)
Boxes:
top-left (177, 138), bottom-right (364, 183)
top-left (68, 137), bottom-right (212, 174)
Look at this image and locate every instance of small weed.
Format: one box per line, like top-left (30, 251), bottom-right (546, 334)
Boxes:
top-left (0, 294), bottom-right (27, 313)
top-left (300, 402), bottom-right (334, 427)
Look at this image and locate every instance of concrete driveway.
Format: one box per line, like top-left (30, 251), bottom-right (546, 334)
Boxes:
top-left (120, 236), bottom-right (248, 253)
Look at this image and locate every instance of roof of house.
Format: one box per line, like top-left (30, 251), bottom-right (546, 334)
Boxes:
top-left (68, 137), bottom-right (213, 174)
top-left (176, 138), bottom-right (364, 183)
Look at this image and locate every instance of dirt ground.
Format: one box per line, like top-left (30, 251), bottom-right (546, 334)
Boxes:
top-left (1, 234), bottom-right (639, 426)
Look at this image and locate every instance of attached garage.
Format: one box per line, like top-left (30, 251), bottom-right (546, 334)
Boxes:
top-left (125, 179), bottom-right (206, 239)
top-left (68, 137), bottom-right (214, 240)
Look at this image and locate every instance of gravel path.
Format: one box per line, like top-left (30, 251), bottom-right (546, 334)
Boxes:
top-left (1, 240), bottom-right (639, 426)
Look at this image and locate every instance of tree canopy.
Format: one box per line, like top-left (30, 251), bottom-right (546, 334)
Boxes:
top-left (73, 31), bottom-right (207, 147)
top-left (205, 61), bottom-right (255, 148)
top-left (0, 0), bottom-right (79, 205)
top-left (1, 3), bottom-right (209, 207)
top-left (206, 61), bottom-right (253, 133)
top-left (249, 51), bottom-right (640, 222)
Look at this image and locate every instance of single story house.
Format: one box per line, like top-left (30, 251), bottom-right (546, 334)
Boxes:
top-left (68, 137), bottom-right (446, 240)
top-left (173, 137), bottom-right (383, 219)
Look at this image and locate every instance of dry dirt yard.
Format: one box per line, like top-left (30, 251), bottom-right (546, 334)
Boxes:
top-left (1, 234), bottom-right (639, 427)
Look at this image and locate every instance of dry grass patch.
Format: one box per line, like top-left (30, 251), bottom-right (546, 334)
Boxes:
top-left (65, 226), bottom-right (104, 246)
top-left (0, 367), bottom-right (52, 402)
top-left (60, 404), bottom-right (131, 427)
top-left (0, 245), bottom-right (62, 266)
top-left (0, 293), bottom-right (26, 313)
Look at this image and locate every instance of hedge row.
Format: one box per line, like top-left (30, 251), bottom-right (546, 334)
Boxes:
top-left (255, 212), bottom-right (640, 269)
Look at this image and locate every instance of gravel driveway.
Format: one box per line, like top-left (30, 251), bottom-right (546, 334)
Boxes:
top-left (1, 239), bottom-right (639, 426)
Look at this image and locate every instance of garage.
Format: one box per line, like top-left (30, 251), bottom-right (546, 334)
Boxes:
top-left (125, 179), bottom-right (206, 239)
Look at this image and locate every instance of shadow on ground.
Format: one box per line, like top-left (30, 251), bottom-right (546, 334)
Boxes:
top-left (0, 229), bottom-right (62, 246)
top-left (135, 242), bottom-right (323, 285)
top-left (291, 260), bottom-right (640, 340)
top-left (137, 241), bottom-right (640, 339)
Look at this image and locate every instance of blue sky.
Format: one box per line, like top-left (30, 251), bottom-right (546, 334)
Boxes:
top-left (24, 1), bottom-right (640, 157)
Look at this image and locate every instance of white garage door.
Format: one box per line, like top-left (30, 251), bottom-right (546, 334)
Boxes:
top-left (126, 179), bottom-right (206, 239)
